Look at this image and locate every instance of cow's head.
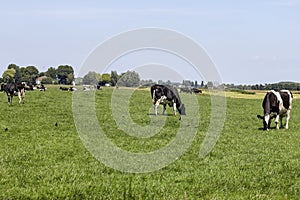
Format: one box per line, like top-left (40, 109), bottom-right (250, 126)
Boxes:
top-left (257, 114), bottom-right (276, 131)
top-left (178, 104), bottom-right (186, 115)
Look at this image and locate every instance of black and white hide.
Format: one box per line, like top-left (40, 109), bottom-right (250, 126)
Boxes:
top-left (257, 90), bottom-right (292, 131)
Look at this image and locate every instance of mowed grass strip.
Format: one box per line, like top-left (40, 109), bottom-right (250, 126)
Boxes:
top-left (0, 86), bottom-right (300, 199)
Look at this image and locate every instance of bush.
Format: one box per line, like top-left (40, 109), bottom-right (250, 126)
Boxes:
top-left (229, 89), bottom-right (256, 95)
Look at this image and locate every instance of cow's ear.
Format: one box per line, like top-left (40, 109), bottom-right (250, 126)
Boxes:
top-left (257, 115), bottom-right (264, 119)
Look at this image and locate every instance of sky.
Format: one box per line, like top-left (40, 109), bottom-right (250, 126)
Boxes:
top-left (0, 0), bottom-right (299, 84)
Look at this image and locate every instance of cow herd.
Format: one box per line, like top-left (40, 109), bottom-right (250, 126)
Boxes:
top-left (151, 84), bottom-right (294, 131)
top-left (0, 82), bottom-right (294, 131)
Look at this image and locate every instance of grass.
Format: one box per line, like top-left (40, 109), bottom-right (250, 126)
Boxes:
top-left (0, 86), bottom-right (300, 199)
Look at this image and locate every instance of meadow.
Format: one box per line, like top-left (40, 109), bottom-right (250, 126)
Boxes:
top-left (0, 86), bottom-right (300, 199)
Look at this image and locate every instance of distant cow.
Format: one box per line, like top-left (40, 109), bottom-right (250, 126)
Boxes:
top-left (180, 87), bottom-right (202, 94)
top-left (60, 87), bottom-right (69, 91)
top-left (39, 84), bottom-right (46, 91)
top-left (25, 85), bottom-right (34, 91)
top-left (60, 86), bottom-right (77, 91)
top-left (151, 84), bottom-right (186, 116)
top-left (192, 88), bottom-right (202, 94)
top-left (257, 90), bottom-right (293, 130)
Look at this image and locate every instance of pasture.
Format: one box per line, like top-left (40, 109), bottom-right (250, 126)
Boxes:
top-left (1, 86), bottom-right (300, 199)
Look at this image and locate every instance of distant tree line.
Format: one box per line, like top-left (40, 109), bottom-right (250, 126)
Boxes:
top-left (1, 63), bottom-right (74, 85)
top-left (82, 70), bottom-right (140, 87)
top-left (223, 82), bottom-right (300, 91)
top-left (3, 63), bottom-right (297, 90)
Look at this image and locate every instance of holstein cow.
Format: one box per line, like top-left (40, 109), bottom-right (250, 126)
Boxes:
top-left (1, 83), bottom-right (26, 105)
top-left (257, 90), bottom-right (293, 130)
top-left (151, 84), bottom-right (186, 116)
top-left (1, 83), bottom-right (16, 105)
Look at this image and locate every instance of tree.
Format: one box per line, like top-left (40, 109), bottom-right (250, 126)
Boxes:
top-left (19, 66), bottom-right (39, 84)
top-left (96, 73), bottom-right (101, 82)
top-left (67, 73), bottom-right (74, 85)
top-left (206, 81), bottom-right (213, 89)
top-left (57, 65), bottom-right (74, 84)
top-left (41, 77), bottom-right (55, 84)
top-left (8, 64), bottom-right (21, 83)
top-left (45, 67), bottom-right (57, 80)
top-left (117, 70), bottom-right (140, 87)
top-left (200, 81), bottom-right (204, 88)
top-left (2, 68), bottom-right (16, 83)
top-left (83, 71), bottom-right (98, 85)
top-left (110, 70), bottom-right (120, 86)
top-left (99, 73), bottom-right (111, 86)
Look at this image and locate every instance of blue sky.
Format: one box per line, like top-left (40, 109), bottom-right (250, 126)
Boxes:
top-left (0, 0), bottom-right (299, 84)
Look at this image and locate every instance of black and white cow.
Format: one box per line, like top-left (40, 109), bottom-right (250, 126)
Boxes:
top-left (1, 83), bottom-right (17, 105)
top-left (257, 90), bottom-right (293, 131)
top-left (151, 84), bottom-right (186, 116)
top-left (1, 83), bottom-right (26, 105)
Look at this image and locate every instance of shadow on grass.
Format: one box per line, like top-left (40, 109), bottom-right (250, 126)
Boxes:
top-left (257, 126), bottom-right (278, 131)
top-left (147, 113), bottom-right (174, 116)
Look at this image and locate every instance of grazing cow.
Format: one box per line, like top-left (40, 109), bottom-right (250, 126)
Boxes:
top-left (1, 83), bottom-right (17, 105)
top-left (192, 88), bottom-right (202, 94)
top-left (151, 84), bottom-right (186, 116)
top-left (257, 90), bottom-right (293, 131)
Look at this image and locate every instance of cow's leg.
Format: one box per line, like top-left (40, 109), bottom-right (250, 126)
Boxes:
top-left (18, 92), bottom-right (22, 104)
top-left (154, 100), bottom-right (160, 116)
top-left (279, 115), bottom-right (283, 129)
top-left (275, 114), bottom-right (280, 129)
top-left (20, 89), bottom-right (25, 104)
top-left (7, 94), bottom-right (12, 105)
top-left (162, 104), bottom-right (166, 115)
top-left (285, 110), bottom-right (291, 129)
top-left (9, 96), bottom-right (12, 105)
top-left (154, 104), bottom-right (158, 116)
top-left (173, 102), bottom-right (176, 115)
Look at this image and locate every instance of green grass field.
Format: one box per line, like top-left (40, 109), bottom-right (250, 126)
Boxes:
top-left (1, 86), bottom-right (300, 199)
